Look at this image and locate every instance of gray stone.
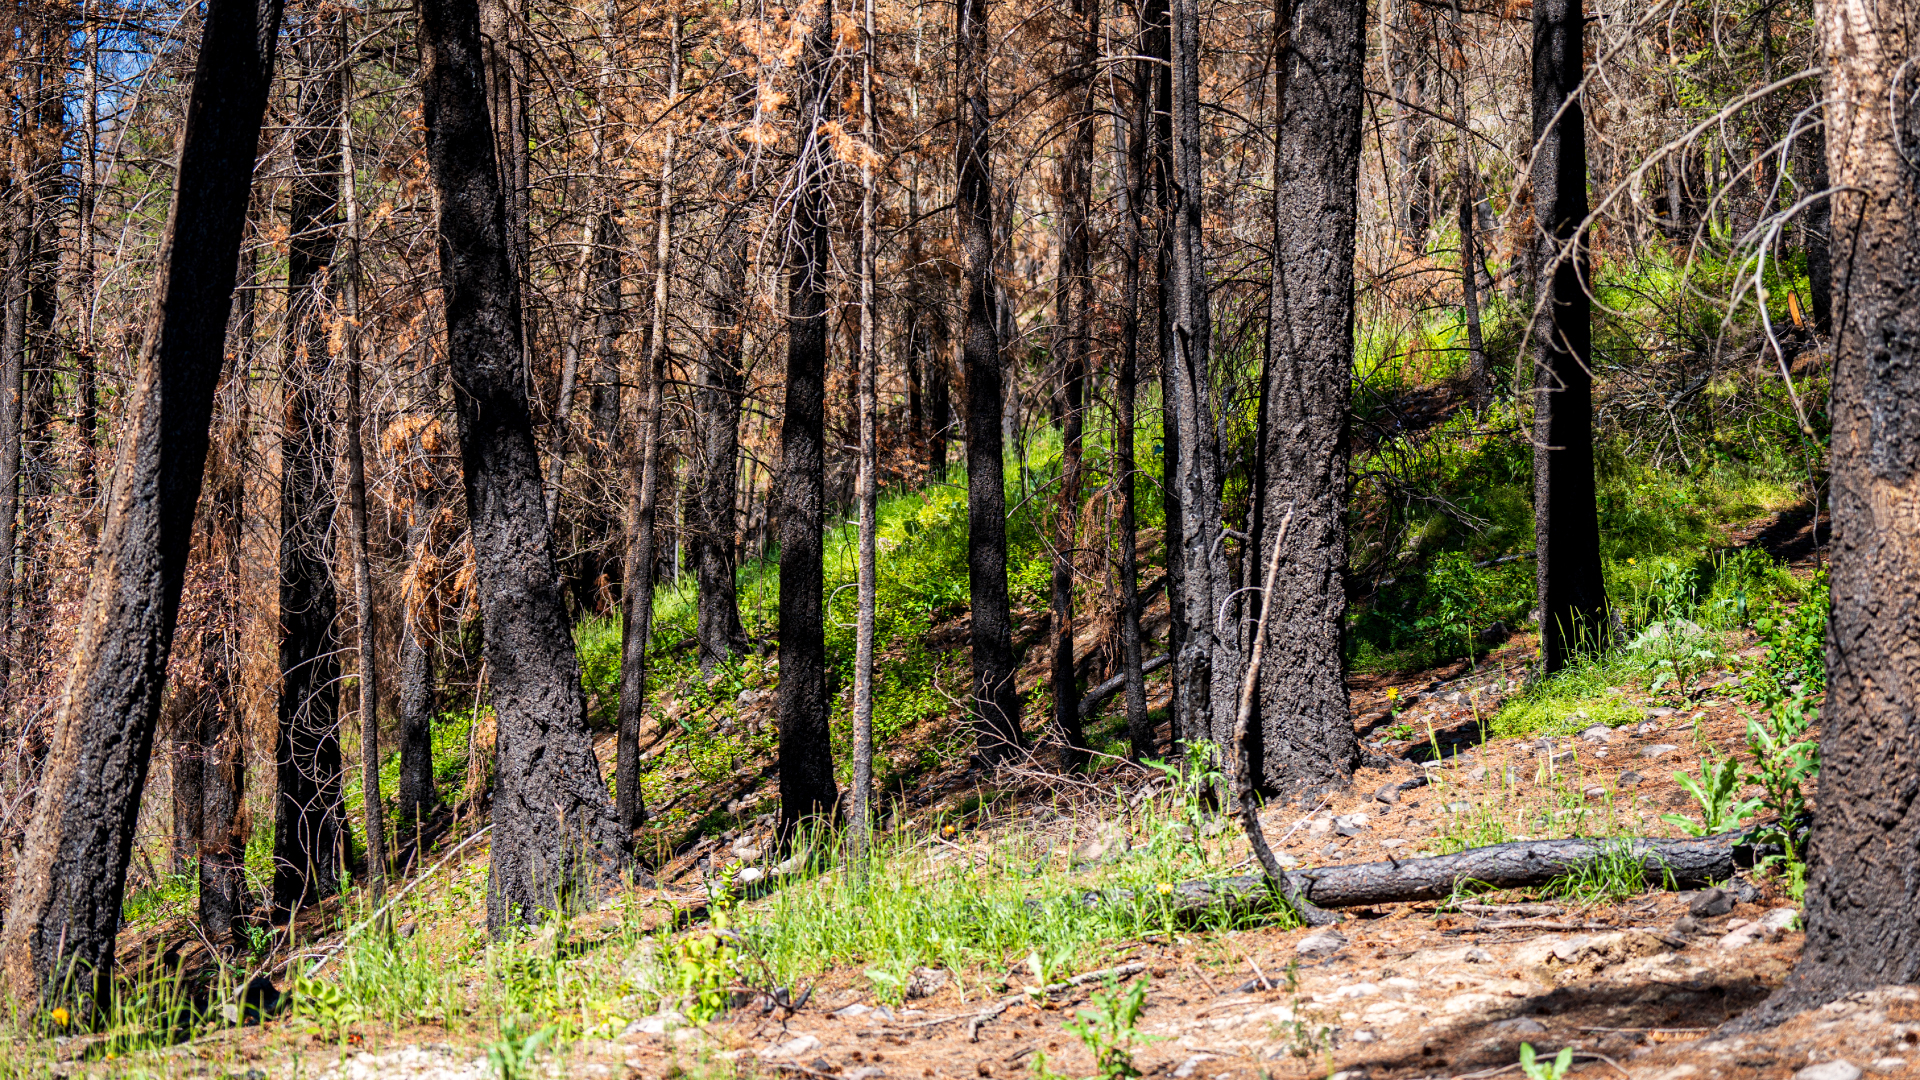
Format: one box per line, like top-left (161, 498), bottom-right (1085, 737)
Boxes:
top-left (1334, 813), bottom-right (1371, 836)
top-left (905, 966), bottom-right (949, 999)
top-left (1640, 744), bottom-right (1680, 758)
top-left (1491, 1017), bottom-right (1547, 1034)
top-left (1297, 929), bottom-right (1348, 957)
top-left (1690, 888), bottom-right (1734, 918)
top-left (1794, 1061), bottom-right (1862, 1080)
top-left (1618, 770), bottom-right (1645, 787)
top-left (1578, 724), bottom-right (1615, 743)
top-left (1373, 784), bottom-right (1403, 805)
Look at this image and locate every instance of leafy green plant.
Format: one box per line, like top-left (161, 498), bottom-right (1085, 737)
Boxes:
top-left (1061, 977), bottom-right (1158, 1080)
top-left (1519, 1043), bottom-right (1574, 1080)
top-left (672, 919), bottom-right (741, 1023)
top-left (1749, 572), bottom-right (1829, 702)
top-left (487, 1015), bottom-right (556, 1080)
top-left (1661, 756), bottom-right (1761, 836)
top-left (1745, 694), bottom-right (1820, 897)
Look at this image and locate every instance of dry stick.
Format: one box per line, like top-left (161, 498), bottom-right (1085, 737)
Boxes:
top-left (1228, 507), bottom-right (1338, 928)
top-left (295, 825), bottom-right (494, 983)
top-left (960, 962), bottom-right (1148, 1040)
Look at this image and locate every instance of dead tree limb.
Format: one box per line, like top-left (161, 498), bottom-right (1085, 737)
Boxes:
top-left (1088, 828), bottom-right (1774, 921)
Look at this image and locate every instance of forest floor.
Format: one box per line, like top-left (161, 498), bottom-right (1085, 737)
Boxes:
top-left (29, 506), bottom-right (1895, 1080)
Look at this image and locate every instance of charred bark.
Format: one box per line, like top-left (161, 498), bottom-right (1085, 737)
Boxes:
top-left (273, 8), bottom-right (347, 911)
top-left (1255, 0), bottom-right (1365, 793)
top-left (957, 0), bottom-right (1025, 766)
top-left (777, 5), bottom-right (842, 829)
top-left (1529, 0), bottom-right (1607, 674)
top-left (1049, 0), bottom-right (1098, 770)
top-left (1741, 0), bottom-right (1920, 1024)
top-left (418, 0), bottom-right (633, 930)
top-left (0, 0), bottom-right (282, 1014)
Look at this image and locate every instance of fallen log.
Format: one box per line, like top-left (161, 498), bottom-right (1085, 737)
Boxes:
top-left (1076, 654), bottom-right (1172, 720)
top-left (1086, 827), bottom-right (1776, 922)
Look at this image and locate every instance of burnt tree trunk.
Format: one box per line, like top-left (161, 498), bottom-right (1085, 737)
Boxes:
top-left (1529, 0), bottom-right (1607, 674)
top-left (616, 21), bottom-right (678, 838)
top-left (0, 0), bottom-right (282, 1014)
top-left (777, 5), bottom-right (842, 830)
top-left (691, 154), bottom-right (748, 675)
top-left (1116, 5), bottom-right (1153, 761)
top-left (418, 0), bottom-right (633, 930)
top-left (1254, 0), bottom-right (1365, 794)
top-left (200, 281), bottom-right (254, 954)
top-left (1168, 0), bottom-right (1238, 761)
top-left (274, 8), bottom-right (347, 911)
top-left (1744, 0), bottom-right (1920, 1025)
top-left (0, 179), bottom-right (26, 693)
top-left (1049, 0), bottom-right (1098, 769)
top-left (957, 0), bottom-right (1025, 766)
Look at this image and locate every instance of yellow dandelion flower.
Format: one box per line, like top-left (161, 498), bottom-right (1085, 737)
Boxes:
top-left (1156, 882), bottom-right (1174, 895)
top-left (49, 1007), bottom-right (68, 1027)
top-left (1385, 687), bottom-right (1399, 701)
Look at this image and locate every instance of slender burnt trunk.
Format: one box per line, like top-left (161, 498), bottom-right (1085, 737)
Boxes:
top-left (168, 692), bottom-right (203, 876)
top-left (75, 15), bottom-right (100, 529)
top-left (0, 0), bottom-right (281, 1013)
top-left (1167, 0), bottom-right (1238, 762)
top-left (957, 0), bottom-right (1025, 766)
top-left (777, 5), bottom-right (842, 829)
top-left (1737, 0), bottom-right (1920, 1026)
top-left (852, 0), bottom-right (879, 855)
top-left (0, 178), bottom-right (25, 693)
top-left (1049, 0), bottom-right (1098, 769)
top-left (692, 135), bottom-right (748, 675)
top-left (274, 8), bottom-right (347, 911)
top-left (419, 0), bottom-right (633, 930)
top-left (1255, 0), bottom-right (1364, 793)
top-left (615, 16), bottom-right (678, 837)
top-left (1453, 0), bottom-right (1488, 415)
top-left (1116, 2), bottom-right (1152, 761)
top-left (340, 80), bottom-right (386, 898)
top-left (1530, 0), bottom-right (1607, 673)
top-left (477, 0), bottom-right (532, 372)
top-left (200, 272), bottom-right (254, 954)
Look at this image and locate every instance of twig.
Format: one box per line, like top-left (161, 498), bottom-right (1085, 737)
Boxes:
top-left (298, 826), bottom-right (494, 981)
top-left (962, 963), bottom-right (1149, 1040)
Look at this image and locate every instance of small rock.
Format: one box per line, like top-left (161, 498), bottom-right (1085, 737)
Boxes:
top-left (1469, 767), bottom-right (1489, 782)
top-left (1578, 724), bottom-right (1615, 743)
top-left (1297, 929), bottom-right (1347, 957)
top-left (1583, 785), bottom-right (1607, 799)
top-left (760, 1034), bottom-right (823, 1060)
top-left (1447, 801), bottom-right (1472, 813)
top-left (1074, 822), bottom-right (1131, 866)
top-left (1690, 888), bottom-right (1735, 918)
top-left (846, 1069), bottom-right (887, 1080)
top-left (1307, 814), bottom-right (1334, 838)
top-left (1330, 1071), bottom-right (1370, 1080)
top-left (1641, 744), bottom-right (1680, 759)
top-left (1672, 916), bottom-right (1704, 935)
top-left (1381, 838), bottom-right (1410, 850)
top-left (904, 967), bottom-right (949, 999)
top-left (832, 1003), bottom-right (873, 1018)
top-left (1333, 813), bottom-right (1370, 837)
top-left (1795, 1062), bottom-right (1862, 1080)
top-left (734, 866), bottom-right (767, 886)
top-left (1373, 784), bottom-right (1403, 805)
top-left (1618, 770), bottom-right (1645, 787)
top-left (1351, 1030), bottom-right (1379, 1043)
top-left (624, 1011), bottom-right (688, 1036)
top-left (1274, 852), bottom-right (1299, 869)
top-left (1320, 842), bottom-right (1344, 859)
top-left (1463, 947), bottom-right (1493, 963)
top-left (1173, 1055), bottom-right (1216, 1078)
top-left (1871, 1059), bottom-right (1908, 1073)
top-left (1200, 818), bottom-right (1229, 837)
top-left (1492, 1017), bottom-right (1547, 1034)
top-left (1760, 907), bottom-right (1802, 932)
